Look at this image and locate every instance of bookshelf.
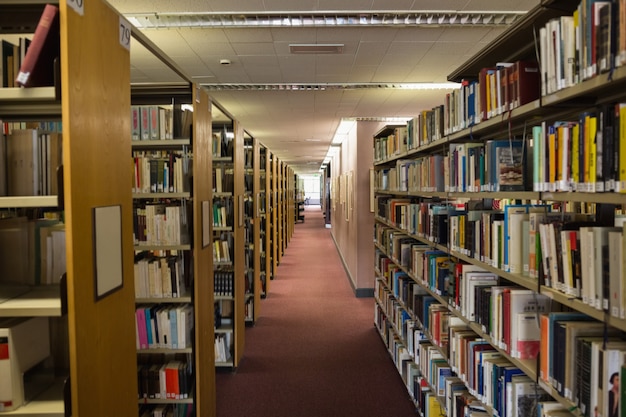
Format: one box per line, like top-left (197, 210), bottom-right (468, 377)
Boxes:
top-left (276, 159), bottom-right (283, 267)
top-left (243, 132), bottom-right (262, 324)
top-left (259, 144), bottom-right (269, 297)
top-left (131, 84), bottom-right (211, 414)
top-left (287, 168), bottom-right (296, 240)
top-left (372, 2), bottom-right (626, 417)
top-left (269, 152), bottom-right (278, 281)
top-left (211, 102), bottom-right (246, 368)
top-left (0, 1), bottom-right (139, 416)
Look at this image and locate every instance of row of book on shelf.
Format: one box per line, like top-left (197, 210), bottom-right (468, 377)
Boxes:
top-left (0, 128), bottom-right (62, 197)
top-left (539, 0), bottom-right (626, 95)
top-left (212, 197), bottom-right (233, 228)
top-left (376, 196), bottom-right (626, 317)
top-left (214, 333), bottom-right (232, 364)
top-left (137, 354), bottom-right (193, 401)
top-left (133, 202), bottom-right (190, 246)
top-left (135, 304), bottom-right (193, 351)
top-left (213, 167), bottom-right (235, 194)
top-left (376, 102), bottom-right (626, 195)
top-left (211, 129), bottom-right (234, 158)
top-left (214, 269), bottom-right (234, 298)
top-left (376, 138), bottom-right (530, 194)
top-left (375, 0), bottom-right (626, 160)
top-left (375, 285), bottom-right (562, 417)
top-left (131, 105), bottom-right (193, 141)
top-left (132, 150), bottom-right (192, 194)
top-left (133, 254), bottom-right (188, 299)
top-left (0, 215), bottom-right (65, 287)
top-left (1, 3), bottom-right (60, 89)
top-left (374, 239), bottom-right (626, 417)
top-left (213, 232), bottom-right (235, 264)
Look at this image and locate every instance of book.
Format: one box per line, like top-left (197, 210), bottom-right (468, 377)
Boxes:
top-left (510, 375), bottom-right (552, 417)
top-left (15, 4), bottom-right (60, 88)
top-left (609, 230), bottom-right (624, 318)
top-left (511, 60), bottom-right (541, 107)
top-left (6, 129), bottom-right (40, 196)
top-left (503, 288), bottom-right (551, 357)
top-left (1, 40), bottom-right (17, 88)
top-left (0, 317), bottom-right (51, 411)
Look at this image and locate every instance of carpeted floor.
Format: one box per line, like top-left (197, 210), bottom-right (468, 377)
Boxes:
top-left (215, 206), bottom-right (417, 417)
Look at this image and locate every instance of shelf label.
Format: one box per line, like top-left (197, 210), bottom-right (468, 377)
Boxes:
top-left (67, 0), bottom-right (84, 15)
top-left (119, 16), bottom-right (132, 51)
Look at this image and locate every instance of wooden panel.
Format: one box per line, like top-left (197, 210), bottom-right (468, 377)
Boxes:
top-left (271, 155), bottom-right (278, 277)
top-left (252, 138), bottom-right (261, 321)
top-left (193, 86), bottom-right (216, 417)
top-left (263, 149), bottom-right (272, 292)
top-left (277, 160), bottom-right (283, 264)
top-left (60, 1), bottom-right (137, 415)
top-left (233, 120), bottom-right (246, 366)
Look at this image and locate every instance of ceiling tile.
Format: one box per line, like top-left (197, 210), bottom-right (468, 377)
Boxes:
top-left (392, 27), bottom-right (444, 42)
top-left (349, 66), bottom-right (377, 82)
top-left (270, 28), bottom-right (317, 42)
top-left (371, 65), bottom-right (413, 82)
top-left (263, 0), bottom-right (320, 11)
top-left (354, 42), bottom-right (390, 66)
top-left (224, 28), bottom-right (274, 43)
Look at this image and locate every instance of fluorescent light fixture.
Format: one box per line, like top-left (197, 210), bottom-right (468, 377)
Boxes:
top-left (123, 11), bottom-right (524, 30)
top-left (201, 82), bottom-right (460, 91)
top-left (289, 43), bottom-right (344, 54)
top-left (384, 82), bottom-right (459, 90)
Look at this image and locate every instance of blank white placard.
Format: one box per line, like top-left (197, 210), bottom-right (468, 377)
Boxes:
top-left (93, 205), bottom-right (123, 300)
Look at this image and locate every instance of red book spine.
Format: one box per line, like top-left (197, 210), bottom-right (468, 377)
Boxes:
top-left (516, 60), bottom-right (541, 107)
top-left (502, 289), bottom-right (512, 354)
top-left (15, 4), bottom-right (60, 87)
top-left (454, 263), bottom-right (462, 308)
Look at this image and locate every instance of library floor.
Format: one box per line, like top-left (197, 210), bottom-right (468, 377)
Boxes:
top-left (216, 206), bottom-right (417, 417)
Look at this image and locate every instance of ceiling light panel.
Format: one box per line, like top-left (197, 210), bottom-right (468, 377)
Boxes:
top-left (125, 11), bottom-right (524, 29)
top-left (289, 43), bottom-right (344, 54)
top-left (201, 82), bottom-right (458, 90)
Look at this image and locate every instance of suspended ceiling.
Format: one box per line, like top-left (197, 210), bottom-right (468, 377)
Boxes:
top-left (107, 0), bottom-right (540, 173)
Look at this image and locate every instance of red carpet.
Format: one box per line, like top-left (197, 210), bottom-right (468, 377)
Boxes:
top-left (216, 206), bottom-right (417, 417)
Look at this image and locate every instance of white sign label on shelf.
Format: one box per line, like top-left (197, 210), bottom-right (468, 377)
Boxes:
top-left (119, 17), bottom-right (131, 51)
top-left (67, 0), bottom-right (84, 15)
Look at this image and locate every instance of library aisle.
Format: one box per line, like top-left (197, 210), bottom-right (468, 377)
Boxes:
top-left (216, 206), bottom-right (417, 417)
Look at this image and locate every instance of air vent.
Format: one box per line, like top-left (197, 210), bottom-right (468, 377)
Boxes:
top-left (289, 44), bottom-right (344, 54)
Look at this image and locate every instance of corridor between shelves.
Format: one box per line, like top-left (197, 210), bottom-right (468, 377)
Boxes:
top-left (216, 205), bottom-right (416, 417)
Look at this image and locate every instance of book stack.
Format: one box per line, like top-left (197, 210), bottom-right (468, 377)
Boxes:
top-left (137, 357), bottom-right (193, 400)
top-left (131, 105), bottom-right (174, 141)
top-left (132, 149), bottom-right (192, 194)
top-left (134, 255), bottom-right (187, 299)
top-left (135, 304), bottom-right (193, 350)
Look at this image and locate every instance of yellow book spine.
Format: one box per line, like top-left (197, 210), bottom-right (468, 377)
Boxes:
top-left (548, 127), bottom-right (557, 189)
top-left (459, 215), bottom-right (465, 252)
top-left (588, 115), bottom-right (597, 192)
top-left (557, 125), bottom-right (565, 187)
top-left (584, 115), bottom-right (591, 189)
top-left (619, 104), bottom-right (626, 192)
top-left (572, 123), bottom-right (580, 190)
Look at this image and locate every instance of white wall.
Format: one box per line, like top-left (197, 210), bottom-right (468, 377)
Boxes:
top-left (329, 121), bottom-right (384, 297)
